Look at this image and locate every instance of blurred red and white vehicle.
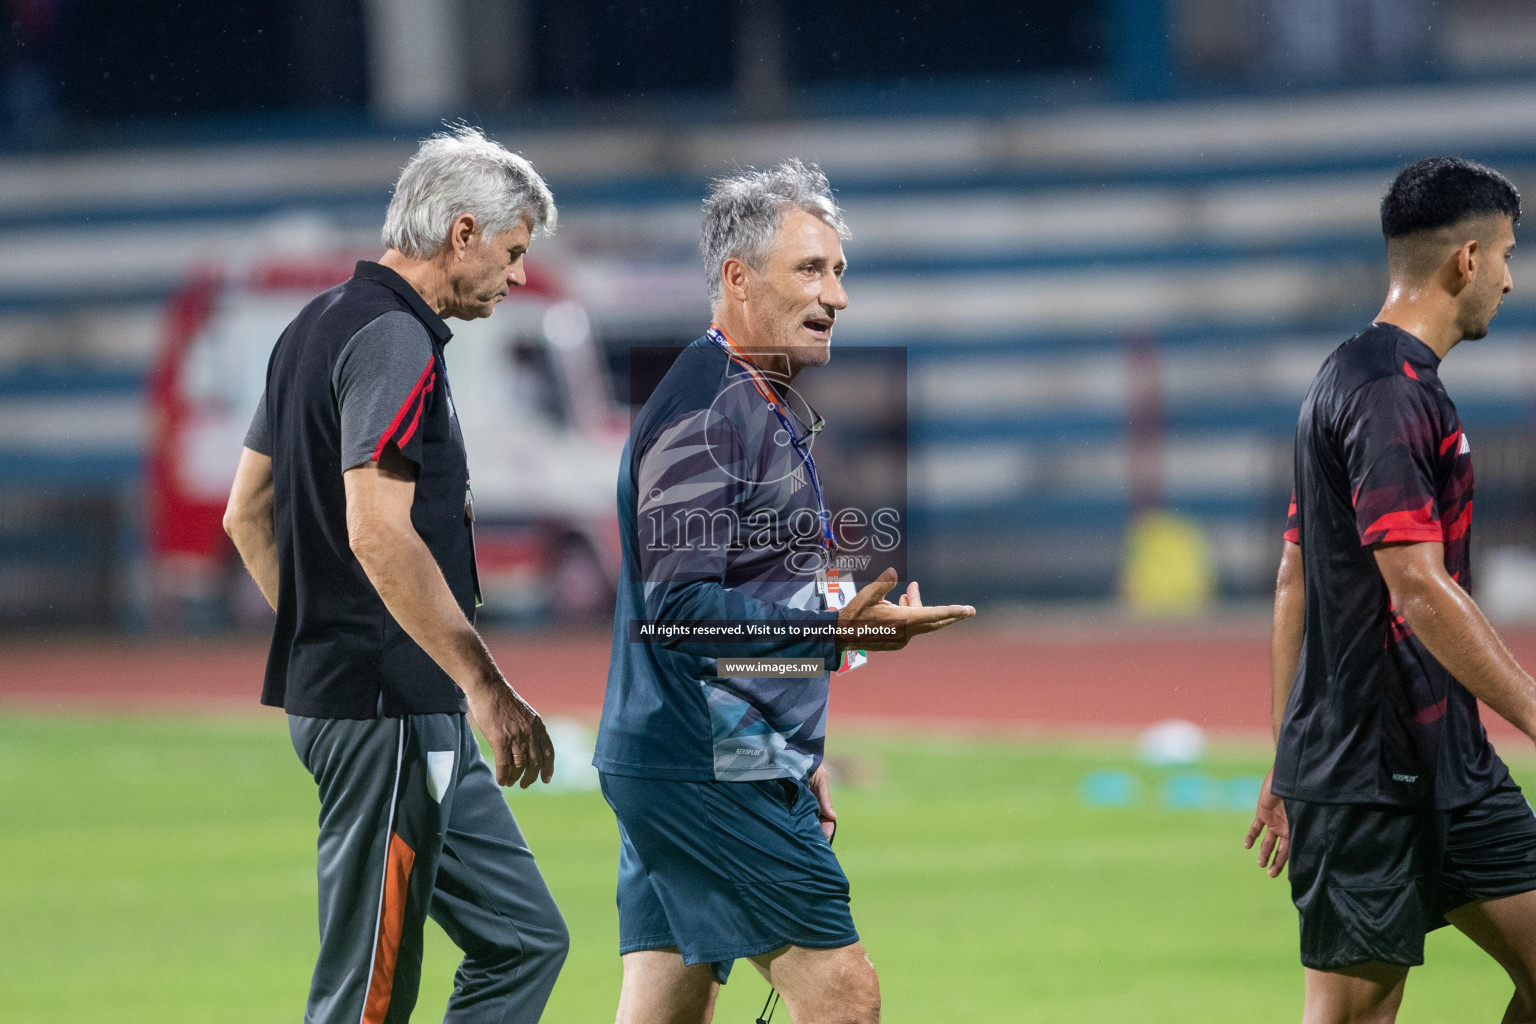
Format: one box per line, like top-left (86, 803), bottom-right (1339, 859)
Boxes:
top-left (148, 247), bottom-right (625, 626)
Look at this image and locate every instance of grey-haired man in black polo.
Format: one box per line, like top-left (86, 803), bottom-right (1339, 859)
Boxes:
top-left (224, 126), bottom-right (568, 1024)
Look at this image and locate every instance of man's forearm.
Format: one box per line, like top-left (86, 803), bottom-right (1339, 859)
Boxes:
top-left (352, 519), bottom-right (501, 696)
top-left (1394, 573), bottom-right (1536, 738)
top-left (1270, 542), bottom-right (1304, 743)
top-left (229, 519), bottom-right (280, 611)
top-left (224, 448), bottom-right (280, 612)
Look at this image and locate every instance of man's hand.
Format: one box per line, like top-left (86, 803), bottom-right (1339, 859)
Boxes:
top-left (463, 676), bottom-right (556, 789)
top-left (808, 763), bottom-right (837, 841)
top-left (837, 567), bottom-right (974, 651)
top-left (1244, 766), bottom-right (1289, 878)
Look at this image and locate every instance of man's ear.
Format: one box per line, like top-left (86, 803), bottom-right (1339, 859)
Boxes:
top-left (1450, 238), bottom-right (1480, 294)
top-left (720, 256), bottom-right (751, 303)
top-left (447, 213), bottom-right (478, 261)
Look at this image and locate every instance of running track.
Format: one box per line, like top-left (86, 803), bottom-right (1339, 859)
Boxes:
top-left (2, 619), bottom-right (1530, 746)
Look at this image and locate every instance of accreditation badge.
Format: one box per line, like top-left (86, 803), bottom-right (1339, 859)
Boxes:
top-left (820, 567), bottom-right (867, 674)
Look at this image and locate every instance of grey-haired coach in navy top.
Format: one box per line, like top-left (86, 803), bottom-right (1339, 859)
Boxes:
top-left (224, 126), bottom-right (568, 1024)
top-left (597, 160), bottom-right (975, 1024)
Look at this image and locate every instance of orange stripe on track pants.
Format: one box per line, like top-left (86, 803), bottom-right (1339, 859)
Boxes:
top-left (363, 832), bottom-right (416, 1024)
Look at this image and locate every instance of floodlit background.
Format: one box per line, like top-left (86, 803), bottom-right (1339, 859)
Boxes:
top-left (6, 1), bottom-right (1536, 1021)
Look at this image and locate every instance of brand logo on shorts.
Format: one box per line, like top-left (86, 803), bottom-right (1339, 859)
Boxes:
top-left (427, 750), bottom-right (456, 803)
top-left (1392, 773), bottom-right (1419, 783)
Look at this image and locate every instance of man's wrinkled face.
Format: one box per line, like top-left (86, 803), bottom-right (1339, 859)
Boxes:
top-left (744, 208), bottom-right (848, 375)
top-left (448, 217), bottom-right (533, 320)
top-left (1459, 214), bottom-right (1516, 341)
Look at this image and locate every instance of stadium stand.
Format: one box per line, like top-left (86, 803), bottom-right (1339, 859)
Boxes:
top-left (7, 82), bottom-right (1536, 623)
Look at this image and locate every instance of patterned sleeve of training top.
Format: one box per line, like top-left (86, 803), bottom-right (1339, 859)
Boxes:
top-left (634, 405), bottom-right (835, 656)
top-left (1341, 374), bottom-right (1445, 547)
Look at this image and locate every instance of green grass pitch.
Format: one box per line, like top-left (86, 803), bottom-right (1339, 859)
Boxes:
top-left (0, 713), bottom-right (1525, 1022)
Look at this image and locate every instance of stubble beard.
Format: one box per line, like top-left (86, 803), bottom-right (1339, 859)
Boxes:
top-left (791, 340), bottom-right (831, 372)
top-left (1459, 292), bottom-right (1500, 342)
top-left (787, 316), bottom-right (833, 374)
top-left (767, 319), bottom-right (831, 379)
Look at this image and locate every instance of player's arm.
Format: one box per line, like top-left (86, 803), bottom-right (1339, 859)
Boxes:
top-left (636, 413), bottom-right (840, 659)
top-left (1269, 540), bottom-right (1304, 740)
top-left (1375, 540), bottom-right (1536, 741)
top-left (1245, 538), bottom-right (1302, 877)
top-left (344, 450), bottom-right (553, 788)
top-left (224, 446), bottom-right (279, 611)
top-left (335, 311), bottom-right (551, 788)
top-left (637, 412), bottom-right (974, 657)
top-left (1340, 372), bottom-right (1536, 740)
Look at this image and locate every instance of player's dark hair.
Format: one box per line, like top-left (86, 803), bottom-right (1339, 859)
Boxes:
top-left (1381, 157), bottom-right (1521, 239)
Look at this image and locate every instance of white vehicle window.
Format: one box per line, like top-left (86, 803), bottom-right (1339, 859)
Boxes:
top-left (177, 292), bottom-right (306, 500)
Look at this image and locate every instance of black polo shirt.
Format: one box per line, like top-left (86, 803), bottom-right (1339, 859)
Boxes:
top-left (1273, 322), bottom-right (1505, 810)
top-left (245, 261), bottom-right (476, 718)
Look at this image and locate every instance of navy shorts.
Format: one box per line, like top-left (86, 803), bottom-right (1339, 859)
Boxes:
top-left (1286, 773), bottom-right (1536, 971)
top-left (600, 771), bottom-right (860, 984)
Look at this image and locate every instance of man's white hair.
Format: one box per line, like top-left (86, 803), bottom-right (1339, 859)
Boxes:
top-left (700, 158), bottom-right (849, 308)
top-left (382, 125), bottom-right (556, 258)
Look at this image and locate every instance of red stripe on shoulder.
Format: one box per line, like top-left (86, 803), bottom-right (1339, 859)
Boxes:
top-left (1403, 361), bottom-right (1419, 380)
top-left (394, 373), bottom-right (436, 449)
top-left (1439, 428), bottom-right (1463, 456)
top-left (1362, 499), bottom-right (1438, 545)
top-left (371, 358), bottom-right (437, 462)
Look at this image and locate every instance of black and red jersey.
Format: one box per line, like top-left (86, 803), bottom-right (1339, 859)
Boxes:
top-left (1273, 322), bottom-right (1506, 809)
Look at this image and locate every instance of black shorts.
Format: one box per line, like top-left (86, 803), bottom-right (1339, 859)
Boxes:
top-left (1286, 773), bottom-right (1536, 972)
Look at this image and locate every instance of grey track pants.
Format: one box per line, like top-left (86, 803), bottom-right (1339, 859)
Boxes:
top-left (289, 712), bottom-right (568, 1024)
